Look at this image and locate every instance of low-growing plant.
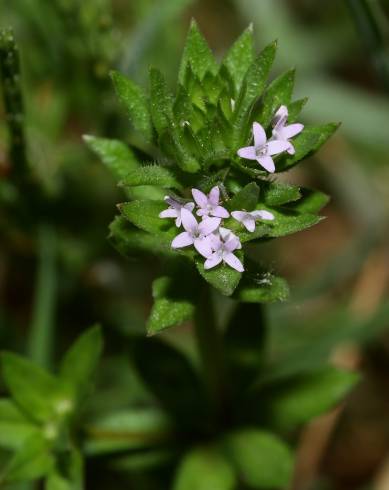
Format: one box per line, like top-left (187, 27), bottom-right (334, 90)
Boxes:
top-left (0, 20), bottom-right (359, 490)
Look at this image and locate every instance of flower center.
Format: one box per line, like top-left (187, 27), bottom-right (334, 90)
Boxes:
top-left (255, 144), bottom-right (268, 157)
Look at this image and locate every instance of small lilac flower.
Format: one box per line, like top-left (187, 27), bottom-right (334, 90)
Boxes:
top-left (192, 186), bottom-right (229, 219)
top-left (237, 122), bottom-right (290, 173)
top-left (271, 105), bottom-right (304, 155)
top-left (232, 210), bottom-right (274, 232)
top-left (204, 233), bottom-right (244, 272)
top-left (218, 227), bottom-right (242, 247)
top-left (159, 196), bottom-right (195, 227)
top-left (171, 208), bottom-right (220, 257)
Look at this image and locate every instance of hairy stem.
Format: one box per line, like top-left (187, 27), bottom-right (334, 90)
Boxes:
top-left (0, 28), bottom-right (28, 179)
top-left (28, 224), bottom-right (58, 369)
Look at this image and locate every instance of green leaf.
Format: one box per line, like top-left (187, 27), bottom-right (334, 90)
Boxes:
top-left (258, 69), bottom-right (295, 128)
top-left (222, 25), bottom-right (255, 93)
top-left (196, 254), bottom-right (243, 296)
top-left (131, 337), bottom-right (208, 430)
top-left (149, 68), bottom-right (174, 136)
top-left (83, 135), bottom-right (138, 181)
top-left (109, 216), bottom-right (174, 258)
top-left (147, 276), bottom-right (195, 335)
top-left (45, 448), bottom-right (83, 490)
top-left (264, 208), bottom-right (323, 237)
top-left (0, 400), bottom-right (39, 450)
top-left (232, 41), bottom-right (277, 147)
top-left (174, 446), bottom-right (236, 490)
top-left (121, 165), bottom-right (182, 190)
top-left (234, 273), bottom-right (290, 303)
top-left (288, 97), bottom-right (308, 122)
top-left (264, 367), bottom-right (359, 431)
top-left (289, 188), bottom-right (330, 214)
top-left (120, 200), bottom-right (175, 236)
top-left (277, 123), bottom-right (339, 171)
top-left (1, 352), bottom-right (61, 423)
top-left (179, 20), bottom-right (218, 84)
top-left (84, 408), bottom-right (171, 456)
top-left (59, 326), bottom-right (103, 400)
top-left (5, 434), bottom-right (53, 482)
top-left (223, 429), bottom-right (293, 489)
top-left (110, 71), bottom-right (153, 141)
top-left (261, 180), bottom-right (301, 206)
top-left (227, 182), bottom-right (259, 211)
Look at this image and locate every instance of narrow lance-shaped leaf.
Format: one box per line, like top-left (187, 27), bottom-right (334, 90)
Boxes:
top-left (232, 41), bottom-right (277, 147)
top-left (121, 165), bottom-right (182, 190)
top-left (195, 253), bottom-right (243, 297)
top-left (110, 71), bottom-right (153, 141)
top-left (276, 122), bottom-right (340, 171)
top-left (147, 276), bottom-right (196, 335)
top-left (1, 352), bottom-right (60, 423)
top-left (234, 273), bottom-right (290, 304)
top-left (178, 19), bottom-right (218, 84)
top-left (109, 216), bottom-right (175, 258)
top-left (120, 200), bottom-right (176, 237)
top-left (258, 68), bottom-right (295, 128)
top-left (60, 325), bottom-right (103, 399)
top-left (83, 135), bottom-right (138, 181)
top-left (149, 68), bottom-right (174, 136)
top-left (222, 25), bottom-right (255, 94)
top-left (227, 182), bottom-right (259, 211)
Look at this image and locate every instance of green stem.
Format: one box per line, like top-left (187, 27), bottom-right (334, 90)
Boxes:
top-left (28, 224), bottom-right (58, 369)
top-left (345, 0), bottom-right (389, 91)
top-left (194, 286), bottom-right (224, 414)
top-left (0, 28), bottom-right (28, 179)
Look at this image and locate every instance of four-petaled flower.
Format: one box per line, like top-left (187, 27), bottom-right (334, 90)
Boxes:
top-left (271, 105), bottom-right (304, 155)
top-left (192, 186), bottom-right (229, 219)
top-left (159, 196), bottom-right (195, 227)
top-left (232, 209), bottom-right (274, 232)
top-left (171, 208), bottom-right (220, 258)
top-left (205, 233), bottom-right (244, 272)
top-left (237, 122), bottom-right (289, 173)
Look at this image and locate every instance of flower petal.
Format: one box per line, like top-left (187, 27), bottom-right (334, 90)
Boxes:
top-left (194, 237), bottom-right (213, 258)
top-left (224, 253), bottom-right (244, 272)
top-left (224, 236), bottom-right (241, 252)
top-left (184, 202), bottom-right (195, 212)
top-left (159, 208), bottom-right (178, 219)
top-left (198, 217), bottom-right (221, 236)
top-left (251, 210), bottom-right (274, 221)
top-left (242, 217), bottom-right (255, 232)
top-left (283, 123), bottom-right (304, 139)
top-left (209, 186), bottom-right (220, 206)
top-left (171, 232), bottom-right (193, 249)
top-left (267, 140), bottom-right (290, 156)
top-left (192, 188), bottom-right (208, 208)
top-left (237, 146), bottom-right (256, 160)
top-left (286, 143), bottom-right (295, 155)
top-left (273, 105), bottom-right (288, 128)
top-left (253, 122), bottom-right (266, 147)
top-left (231, 211), bottom-right (247, 223)
top-left (257, 155), bottom-right (275, 173)
top-left (212, 206), bottom-right (230, 218)
top-left (181, 208), bottom-right (198, 234)
top-left (204, 253), bottom-right (223, 270)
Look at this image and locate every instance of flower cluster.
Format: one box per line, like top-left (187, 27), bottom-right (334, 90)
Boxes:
top-left (237, 105), bottom-right (303, 173)
top-left (159, 186), bottom-right (274, 272)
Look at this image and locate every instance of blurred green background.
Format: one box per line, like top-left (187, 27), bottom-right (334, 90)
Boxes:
top-left (1, 0), bottom-right (389, 489)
